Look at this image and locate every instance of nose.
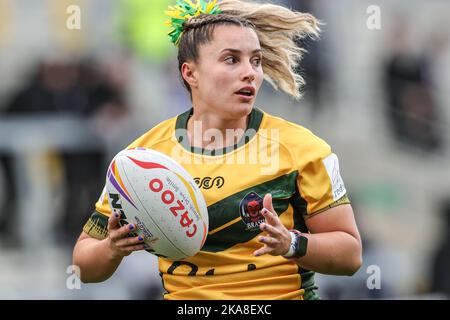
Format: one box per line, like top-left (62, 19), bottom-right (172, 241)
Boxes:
top-left (241, 61), bottom-right (256, 82)
top-left (245, 74), bottom-right (255, 82)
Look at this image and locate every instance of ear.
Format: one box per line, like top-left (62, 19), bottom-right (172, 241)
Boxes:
top-left (181, 61), bottom-right (198, 89)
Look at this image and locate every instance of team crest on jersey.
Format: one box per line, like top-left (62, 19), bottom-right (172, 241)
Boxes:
top-left (239, 192), bottom-right (264, 231)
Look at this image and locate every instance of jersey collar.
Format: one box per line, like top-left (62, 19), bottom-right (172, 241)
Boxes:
top-left (175, 107), bottom-right (264, 156)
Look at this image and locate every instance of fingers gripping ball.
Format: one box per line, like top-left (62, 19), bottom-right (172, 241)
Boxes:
top-left (105, 148), bottom-right (209, 260)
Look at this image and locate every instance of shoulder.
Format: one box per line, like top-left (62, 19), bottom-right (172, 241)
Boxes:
top-left (126, 114), bottom-right (179, 149)
top-left (260, 109), bottom-right (331, 160)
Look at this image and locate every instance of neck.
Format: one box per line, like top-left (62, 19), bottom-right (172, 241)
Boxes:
top-left (187, 109), bottom-right (250, 150)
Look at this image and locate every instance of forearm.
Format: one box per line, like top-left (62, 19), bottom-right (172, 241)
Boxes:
top-left (295, 231), bottom-right (362, 276)
top-left (73, 237), bottom-right (124, 283)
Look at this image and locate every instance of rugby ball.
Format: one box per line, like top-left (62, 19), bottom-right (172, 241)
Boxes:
top-left (105, 147), bottom-right (208, 260)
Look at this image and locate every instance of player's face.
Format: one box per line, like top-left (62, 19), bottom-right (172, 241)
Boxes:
top-left (192, 25), bottom-right (263, 120)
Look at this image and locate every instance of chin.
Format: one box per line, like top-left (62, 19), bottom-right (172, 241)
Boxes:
top-left (227, 102), bottom-right (254, 119)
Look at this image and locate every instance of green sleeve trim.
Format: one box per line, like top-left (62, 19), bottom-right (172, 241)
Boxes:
top-left (82, 211), bottom-right (109, 240)
top-left (306, 194), bottom-right (351, 218)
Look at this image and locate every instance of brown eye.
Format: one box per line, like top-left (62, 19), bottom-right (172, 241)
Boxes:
top-left (252, 58), bottom-right (262, 67)
top-left (225, 56), bottom-right (238, 64)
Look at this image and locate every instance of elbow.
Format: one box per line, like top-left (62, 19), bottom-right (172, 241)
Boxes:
top-left (343, 233), bottom-right (363, 276)
top-left (72, 261), bottom-right (105, 284)
top-left (76, 267), bottom-right (91, 284)
top-left (345, 244), bottom-right (363, 276)
top-left (80, 275), bottom-right (103, 284)
top-left (71, 254), bottom-right (88, 284)
top-left (72, 251), bottom-right (95, 284)
top-left (72, 251), bottom-right (112, 284)
top-left (346, 255), bottom-right (363, 276)
top-left (75, 266), bottom-right (107, 284)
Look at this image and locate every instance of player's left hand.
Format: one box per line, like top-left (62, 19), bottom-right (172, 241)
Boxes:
top-left (253, 193), bottom-right (292, 257)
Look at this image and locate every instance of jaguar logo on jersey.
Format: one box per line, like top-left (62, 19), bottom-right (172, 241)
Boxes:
top-left (239, 192), bottom-right (264, 231)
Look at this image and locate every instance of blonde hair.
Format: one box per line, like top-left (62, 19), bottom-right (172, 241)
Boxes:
top-left (219, 0), bottom-right (321, 100)
top-left (176, 0), bottom-right (321, 100)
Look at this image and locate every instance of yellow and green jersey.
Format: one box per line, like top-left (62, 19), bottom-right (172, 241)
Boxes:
top-left (83, 107), bottom-right (350, 300)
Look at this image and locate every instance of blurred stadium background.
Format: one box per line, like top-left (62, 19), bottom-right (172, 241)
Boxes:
top-left (0, 0), bottom-right (449, 299)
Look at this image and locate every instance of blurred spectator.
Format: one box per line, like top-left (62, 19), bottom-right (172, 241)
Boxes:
top-left (4, 58), bottom-right (127, 117)
top-left (0, 57), bottom-right (129, 247)
top-left (4, 60), bottom-right (87, 115)
top-left (430, 198), bottom-right (450, 298)
top-left (383, 21), bottom-right (444, 153)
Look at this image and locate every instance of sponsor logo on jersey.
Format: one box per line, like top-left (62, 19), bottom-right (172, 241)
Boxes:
top-left (239, 192), bottom-right (264, 231)
top-left (194, 176), bottom-right (225, 189)
top-left (322, 153), bottom-right (347, 201)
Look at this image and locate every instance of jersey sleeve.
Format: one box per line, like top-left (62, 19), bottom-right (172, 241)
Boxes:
top-left (82, 187), bottom-right (111, 239)
top-left (297, 143), bottom-right (350, 216)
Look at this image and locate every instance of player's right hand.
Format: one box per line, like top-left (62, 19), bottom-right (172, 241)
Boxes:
top-left (106, 210), bottom-right (146, 258)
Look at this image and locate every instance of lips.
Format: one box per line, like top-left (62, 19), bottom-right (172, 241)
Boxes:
top-left (235, 86), bottom-right (256, 99)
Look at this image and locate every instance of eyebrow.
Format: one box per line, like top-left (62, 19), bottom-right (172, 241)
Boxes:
top-left (220, 48), bottom-right (262, 54)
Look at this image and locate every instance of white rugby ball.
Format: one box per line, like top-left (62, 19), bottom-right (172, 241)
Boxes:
top-left (105, 147), bottom-right (208, 260)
